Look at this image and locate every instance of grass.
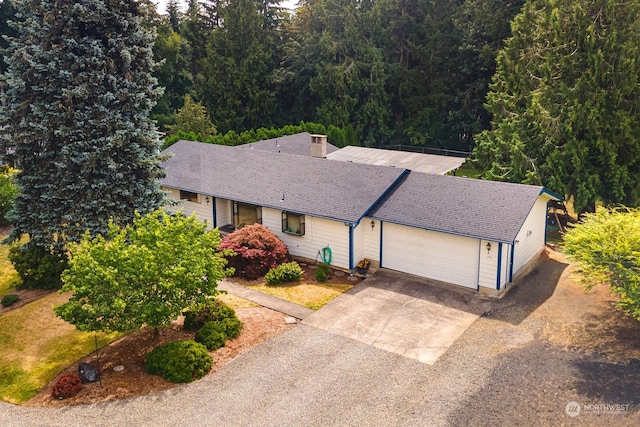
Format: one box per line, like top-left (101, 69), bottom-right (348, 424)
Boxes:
top-left (0, 291), bottom-right (120, 404)
top-left (247, 281), bottom-right (353, 310)
top-left (217, 292), bottom-right (259, 308)
top-left (450, 161), bottom-right (482, 179)
top-left (0, 234), bottom-right (20, 297)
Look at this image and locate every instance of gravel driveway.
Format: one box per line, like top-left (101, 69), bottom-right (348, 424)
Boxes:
top-left (2, 249), bottom-right (639, 426)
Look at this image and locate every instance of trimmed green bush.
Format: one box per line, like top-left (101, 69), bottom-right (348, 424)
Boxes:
top-left (195, 321), bottom-right (227, 350)
top-left (183, 299), bottom-right (237, 331)
top-left (1, 294), bottom-right (19, 307)
top-left (9, 243), bottom-right (68, 289)
top-left (265, 261), bottom-right (304, 285)
top-left (145, 340), bottom-right (212, 383)
top-left (315, 263), bottom-right (331, 282)
top-left (216, 317), bottom-right (243, 340)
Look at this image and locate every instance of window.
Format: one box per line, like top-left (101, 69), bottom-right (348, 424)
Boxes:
top-left (233, 202), bottom-right (262, 228)
top-left (179, 190), bottom-right (198, 203)
top-left (282, 212), bottom-right (305, 236)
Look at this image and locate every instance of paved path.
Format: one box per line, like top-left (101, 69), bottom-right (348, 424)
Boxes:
top-left (303, 270), bottom-right (487, 364)
top-left (2, 251), bottom-right (639, 426)
top-left (218, 280), bottom-right (314, 320)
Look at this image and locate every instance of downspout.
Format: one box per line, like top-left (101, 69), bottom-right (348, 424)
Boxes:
top-left (379, 221), bottom-right (384, 268)
top-left (212, 197), bottom-right (217, 228)
top-left (509, 243), bottom-right (515, 282)
top-left (476, 239), bottom-right (481, 291)
top-left (496, 242), bottom-right (503, 290)
top-left (349, 224), bottom-right (355, 271)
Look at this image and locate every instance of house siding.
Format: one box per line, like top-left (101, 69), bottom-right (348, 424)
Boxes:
top-left (260, 208), bottom-right (351, 269)
top-left (513, 196), bottom-right (549, 275)
top-left (362, 219), bottom-right (381, 265)
top-left (163, 187), bottom-right (213, 227)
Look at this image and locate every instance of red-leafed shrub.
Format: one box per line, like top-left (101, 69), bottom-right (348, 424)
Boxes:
top-left (51, 373), bottom-right (83, 399)
top-left (219, 224), bottom-right (289, 279)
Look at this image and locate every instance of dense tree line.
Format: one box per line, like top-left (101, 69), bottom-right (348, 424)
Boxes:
top-left (150, 0), bottom-right (523, 150)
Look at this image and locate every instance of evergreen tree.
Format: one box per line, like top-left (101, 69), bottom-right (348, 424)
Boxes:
top-left (200, 0), bottom-right (277, 132)
top-left (473, 0), bottom-right (640, 214)
top-left (167, 0), bottom-right (182, 31)
top-left (0, 0), bottom-right (17, 103)
top-left (153, 20), bottom-right (193, 127)
top-left (167, 94), bottom-right (217, 139)
top-left (0, 0), bottom-right (166, 252)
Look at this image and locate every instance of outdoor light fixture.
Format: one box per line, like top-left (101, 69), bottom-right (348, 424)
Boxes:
top-left (486, 242), bottom-right (492, 253)
top-left (205, 196), bottom-right (210, 205)
top-left (371, 220), bottom-right (375, 230)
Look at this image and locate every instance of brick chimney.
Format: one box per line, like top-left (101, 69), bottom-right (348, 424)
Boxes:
top-left (311, 134), bottom-right (327, 158)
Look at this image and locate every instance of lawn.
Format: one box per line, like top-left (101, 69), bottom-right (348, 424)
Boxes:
top-left (450, 161), bottom-right (481, 179)
top-left (247, 281), bottom-right (353, 310)
top-left (0, 234), bottom-right (20, 297)
top-left (0, 291), bottom-right (120, 404)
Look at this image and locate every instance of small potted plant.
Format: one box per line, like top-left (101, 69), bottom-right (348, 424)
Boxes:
top-left (355, 258), bottom-right (370, 274)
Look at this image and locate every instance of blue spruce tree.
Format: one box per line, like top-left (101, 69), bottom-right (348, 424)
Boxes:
top-left (0, 0), bottom-right (166, 254)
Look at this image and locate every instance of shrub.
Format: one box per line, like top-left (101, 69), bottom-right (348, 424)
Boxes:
top-left (216, 317), bottom-right (243, 340)
top-left (145, 340), bottom-right (212, 383)
top-left (315, 263), bottom-right (331, 282)
top-left (195, 321), bottom-right (227, 350)
top-left (0, 167), bottom-right (18, 226)
top-left (219, 224), bottom-right (289, 279)
top-left (183, 299), bottom-right (237, 331)
top-left (265, 261), bottom-right (303, 285)
top-left (9, 243), bottom-right (68, 289)
top-left (1, 294), bottom-right (19, 307)
top-left (51, 373), bottom-right (82, 399)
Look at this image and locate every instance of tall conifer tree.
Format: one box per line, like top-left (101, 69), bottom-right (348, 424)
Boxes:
top-left (474, 0), bottom-right (640, 214)
top-left (0, 0), bottom-right (166, 251)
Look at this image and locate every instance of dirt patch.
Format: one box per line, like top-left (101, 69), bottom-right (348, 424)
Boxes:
top-left (25, 306), bottom-right (292, 407)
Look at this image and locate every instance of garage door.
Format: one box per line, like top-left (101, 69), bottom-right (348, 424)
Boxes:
top-left (382, 223), bottom-right (480, 289)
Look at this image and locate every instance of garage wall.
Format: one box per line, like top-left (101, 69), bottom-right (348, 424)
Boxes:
top-left (162, 187), bottom-right (214, 227)
top-left (381, 223), bottom-right (480, 289)
top-left (513, 196), bottom-right (549, 274)
top-left (357, 218), bottom-right (381, 266)
top-left (261, 208), bottom-right (351, 269)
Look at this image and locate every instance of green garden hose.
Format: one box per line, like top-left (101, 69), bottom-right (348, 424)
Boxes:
top-left (319, 246), bottom-right (332, 265)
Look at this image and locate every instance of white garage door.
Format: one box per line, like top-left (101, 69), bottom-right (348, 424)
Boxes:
top-left (382, 223), bottom-right (480, 289)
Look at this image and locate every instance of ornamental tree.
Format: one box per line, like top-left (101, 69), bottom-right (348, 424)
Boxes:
top-left (563, 208), bottom-right (640, 321)
top-left (0, 0), bottom-right (166, 253)
top-left (473, 0), bottom-right (640, 215)
top-left (54, 210), bottom-right (231, 333)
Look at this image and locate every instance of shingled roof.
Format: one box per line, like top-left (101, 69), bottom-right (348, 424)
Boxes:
top-left (370, 172), bottom-right (558, 243)
top-left (236, 132), bottom-right (339, 157)
top-left (162, 140), bottom-right (406, 224)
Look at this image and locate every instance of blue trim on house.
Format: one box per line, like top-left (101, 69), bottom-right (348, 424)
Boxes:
top-left (476, 240), bottom-right (482, 291)
top-left (540, 188), bottom-right (563, 201)
top-left (379, 221), bottom-right (384, 267)
top-left (349, 224), bottom-right (355, 270)
top-left (212, 197), bottom-right (217, 228)
top-left (496, 242), bottom-right (503, 290)
top-left (359, 169), bottom-right (411, 223)
top-left (509, 243), bottom-right (515, 282)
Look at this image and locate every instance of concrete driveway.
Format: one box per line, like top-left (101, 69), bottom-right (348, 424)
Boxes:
top-left (303, 270), bottom-right (488, 364)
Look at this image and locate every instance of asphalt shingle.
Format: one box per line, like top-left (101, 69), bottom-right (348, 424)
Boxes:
top-left (370, 172), bottom-right (551, 243)
top-left (236, 132), bottom-right (339, 157)
top-left (161, 140), bottom-right (406, 224)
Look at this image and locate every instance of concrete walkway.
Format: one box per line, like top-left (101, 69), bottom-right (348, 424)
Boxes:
top-left (218, 280), bottom-right (314, 320)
